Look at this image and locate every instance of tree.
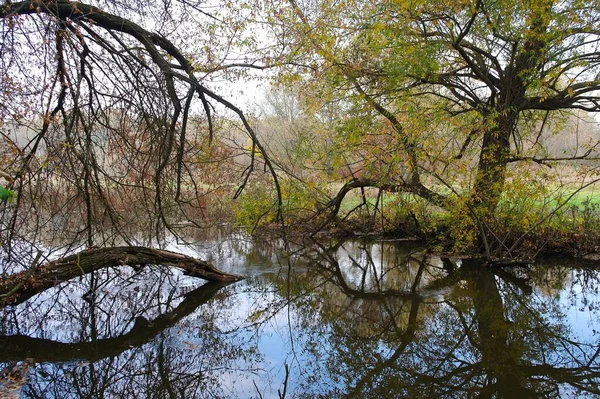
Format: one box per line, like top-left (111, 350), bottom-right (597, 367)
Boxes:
top-left (3, 0), bottom-right (600, 263)
top-left (0, 0), bottom-right (278, 294)
top-left (1, 0), bottom-right (282, 237)
top-left (263, 0), bottom-right (600, 256)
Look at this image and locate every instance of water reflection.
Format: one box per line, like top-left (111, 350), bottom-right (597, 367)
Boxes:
top-left (0, 236), bottom-right (599, 398)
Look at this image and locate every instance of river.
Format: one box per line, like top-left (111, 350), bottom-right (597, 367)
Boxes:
top-left (0, 232), bottom-right (599, 398)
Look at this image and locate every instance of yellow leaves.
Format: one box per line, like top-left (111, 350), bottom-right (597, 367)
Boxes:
top-left (248, 309), bottom-right (265, 323)
top-left (42, 113), bottom-right (57, 126)
top-left (71, 3), bottom-right (81, 15)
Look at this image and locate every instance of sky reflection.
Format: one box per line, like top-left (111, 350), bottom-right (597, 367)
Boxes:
top-left (0, 236), bottom-right (599, 398)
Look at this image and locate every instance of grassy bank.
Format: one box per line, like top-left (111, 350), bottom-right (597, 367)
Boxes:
top-left (233, 180), bottom-right (600, 258)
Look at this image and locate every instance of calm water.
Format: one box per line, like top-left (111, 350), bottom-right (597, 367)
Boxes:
top-left (0, 233), bottom-right (599, 398)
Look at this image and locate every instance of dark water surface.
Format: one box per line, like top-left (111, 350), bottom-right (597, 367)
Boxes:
top-left (1, 233), bottom-right (599, 398)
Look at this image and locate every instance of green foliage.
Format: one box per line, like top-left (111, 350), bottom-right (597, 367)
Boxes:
top-left (280, 178), bottom-right (320, 219)
top-left (383, 193), bottom-right (442, 236)
top-left (445, 195), bottom-right (480, 253)
top-left (5, 0), bottom-right (597, 255)
top-left (234, 184), bottom-right (276, 228)
top-left (544, 191), bottom-right (600, 236)
top-left (234, 178), bottom-right (321, 228)
top-left (0, 185), bottom-right (16, 202)
top-left (257, 0), bottom-right (600, 254)
top-left (495, 177), bottom-right (547, 230)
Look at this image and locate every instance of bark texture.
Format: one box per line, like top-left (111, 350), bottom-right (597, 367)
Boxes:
top-left (0, 246), bottom-right (243, 306)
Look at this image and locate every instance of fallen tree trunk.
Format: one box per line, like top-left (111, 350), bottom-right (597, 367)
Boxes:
top-left (0, 246), bottom-right (243, 306)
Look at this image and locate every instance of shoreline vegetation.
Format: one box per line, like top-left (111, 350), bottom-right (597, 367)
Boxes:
top-left (3, 1), bottom-right (600, 395)
top-left (2, 0), bottom-right (600, 267)
top-left (232, 179), bottom-right (600, 263)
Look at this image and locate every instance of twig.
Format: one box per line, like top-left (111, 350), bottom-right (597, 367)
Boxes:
top-left (0, 250), bottom-right (43, 299)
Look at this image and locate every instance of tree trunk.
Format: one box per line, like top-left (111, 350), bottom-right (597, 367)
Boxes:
top-left (463, 117), bottom-right (513, 255)
top-left (471, 125), bottom-right (511, 216)
top-left (465, 3), bottom-right (551, 252)
top-left (0, 246), bottom-right (243, 307)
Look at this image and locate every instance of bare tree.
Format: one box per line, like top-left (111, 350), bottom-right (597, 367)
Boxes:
top-left (0, 0), bottom-right (281, 294)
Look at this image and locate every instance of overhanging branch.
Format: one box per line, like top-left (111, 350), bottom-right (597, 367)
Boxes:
top-left (315, 177), bottom-right (446, 232)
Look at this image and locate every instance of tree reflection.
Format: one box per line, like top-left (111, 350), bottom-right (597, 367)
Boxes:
top-left (0, 267), bottom-right (259, 398)
top-left (295, 240), bottom-right (600, 398)
top-left (0, 237), bottom-right (599, 398)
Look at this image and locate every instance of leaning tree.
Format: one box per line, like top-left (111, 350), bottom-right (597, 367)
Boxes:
top-left (264, 0), bottom-right (600, 257)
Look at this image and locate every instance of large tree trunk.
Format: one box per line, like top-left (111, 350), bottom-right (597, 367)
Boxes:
top-left (464, 4), bottom-right (551, 254)
top-left (463, 117), bottom-right (514, 255)
top-left (0, 246), bottom-right (243, 307)
top-left (471, 126), bottom-right (511, 215)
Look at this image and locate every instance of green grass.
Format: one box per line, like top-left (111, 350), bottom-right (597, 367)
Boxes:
top-left (554, 188), bottom-right (600, 209)
top-left (335, 183), bottom-right (600, 220)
